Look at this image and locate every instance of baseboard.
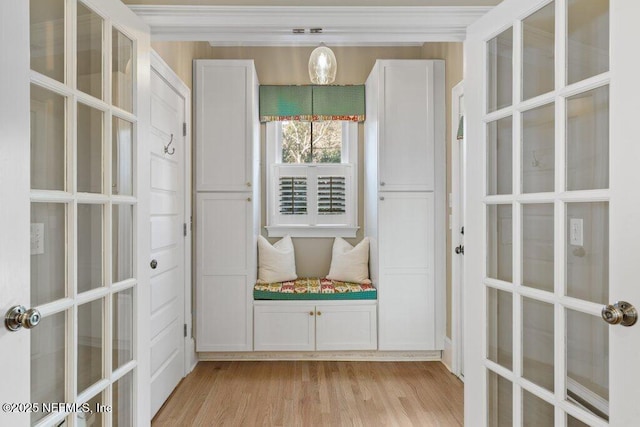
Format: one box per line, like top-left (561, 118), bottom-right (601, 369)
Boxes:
top-left (187, 337), bottom-right (198, 373)
top-left (566, 377), bottom-right (609, 419)
top-left (441, 337), bottom-right (453, 372)
top-left (198, 350), bottom-right (442, 362)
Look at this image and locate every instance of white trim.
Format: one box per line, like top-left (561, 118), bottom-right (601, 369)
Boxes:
top-left (128, 5), bottom-right (493, 45)
top-left (566, 377), bottom-right (609, 419)
top-left (442, 337), bottom-right (453, 371)
top-left (265, 225), bottom-right (359, 238)
top-left (150, 50), bottom-right (197, 378)
top-left (450, 81), bottom-right (465, 379)
top-left (198, 350), bottom-right (442, 362)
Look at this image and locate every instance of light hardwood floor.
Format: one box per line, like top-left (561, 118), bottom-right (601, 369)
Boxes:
top-left (152, 361), bottom-right (463, 426)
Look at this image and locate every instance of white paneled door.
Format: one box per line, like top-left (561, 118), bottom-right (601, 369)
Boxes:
top-left (465, 0), bottom-right (640, 425)
top-left (149, 61), bottom-right (188, 417)
top-left (0, 0), bottom-right (150, 426)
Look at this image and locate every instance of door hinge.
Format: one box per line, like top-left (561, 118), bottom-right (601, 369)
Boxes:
top-left (183, 122), bottom-right (187, 137)
top-left (184, 323), bottom-right (187, 338)
top-left (183, 223), bottom-right (187, 237)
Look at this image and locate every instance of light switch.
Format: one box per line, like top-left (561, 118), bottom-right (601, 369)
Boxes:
top-left (31, 223), bottom-right (44, 255)
top-left (570, 218), bottom-right (583, 246)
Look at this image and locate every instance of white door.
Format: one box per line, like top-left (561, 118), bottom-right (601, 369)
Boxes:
top-left (0, 1), bottom-right (151, 426)
top-left (149, 65), bottom-right (186, 416)
top-left (465, 0), bottom-right (640, 425)
top-left (451, 82), bottom-right (466, 378)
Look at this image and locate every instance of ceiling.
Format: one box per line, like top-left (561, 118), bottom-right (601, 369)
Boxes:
top-left (127, 2), bottom-right (501, 46)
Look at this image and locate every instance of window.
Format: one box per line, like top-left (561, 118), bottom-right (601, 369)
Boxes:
top-left (266, 120), bottom-right (358, 237)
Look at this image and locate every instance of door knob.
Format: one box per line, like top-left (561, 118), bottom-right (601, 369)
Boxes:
top-left (150, 259), bottom-right (158, 269)
top-left (455, 245), bottom-right (464, 255)
top-left (601, 301), bottom-right (637, 327)
top-left (5, 305), bottom-right (41, 332)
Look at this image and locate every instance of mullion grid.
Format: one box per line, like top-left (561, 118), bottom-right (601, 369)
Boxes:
top-left (483, 0), bottom-right (612, 425)
top-left (27, 1), bottom-right (138, 425)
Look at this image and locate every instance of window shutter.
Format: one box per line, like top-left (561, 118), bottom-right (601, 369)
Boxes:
top-left (317, 176), bottom-right (346, 215)
top-left (279, 177), bottom-right (307, 215)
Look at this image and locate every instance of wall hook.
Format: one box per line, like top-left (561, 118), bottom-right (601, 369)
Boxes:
top-left (164, 133), bottom-right (176, 155)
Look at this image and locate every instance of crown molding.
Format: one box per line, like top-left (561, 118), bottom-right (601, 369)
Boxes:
top-left (127, 5), bottom-right (493, 46)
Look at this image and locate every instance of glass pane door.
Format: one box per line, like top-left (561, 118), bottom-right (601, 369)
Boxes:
top-left (29, 0), bottom-right (138, 425)
top-left (483, 0), bottom-right (611, 425)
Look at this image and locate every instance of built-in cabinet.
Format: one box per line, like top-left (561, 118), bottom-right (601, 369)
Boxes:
top-left (195, 60), bottom-right (260, 351)
top-left (365, 60), bottom-right (445, 351)
top-left (254, 301), bottom-right (377, 351)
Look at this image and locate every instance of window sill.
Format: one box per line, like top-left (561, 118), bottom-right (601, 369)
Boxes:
top-left (265, 225), bottom-right (359, 238)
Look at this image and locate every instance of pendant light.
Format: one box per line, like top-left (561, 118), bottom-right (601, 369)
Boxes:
top-left (308, 43), bottom-right (337, 85)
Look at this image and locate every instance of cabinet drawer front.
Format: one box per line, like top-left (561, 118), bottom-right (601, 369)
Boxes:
top-left (254, 305), bottom-right (315, 351)
top-left (315, 305), bottom-right (377, 351)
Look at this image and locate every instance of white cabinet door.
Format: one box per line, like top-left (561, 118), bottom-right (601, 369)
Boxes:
top-left (315, 305), bottom-right (377, 351)
top-left (196, 193), bottom-right (254, 351)
top-left (378, 192), bottom-right (439, 350)
top-left (377, 61), bottom-right (441, 192)
top-left (254, 305), bottom-right (315, 351)
top-left (195, 60), bottom-right (257, 192)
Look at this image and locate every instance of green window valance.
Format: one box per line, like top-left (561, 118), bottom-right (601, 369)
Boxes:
top-left (259, 85), bottom-right (365, 122)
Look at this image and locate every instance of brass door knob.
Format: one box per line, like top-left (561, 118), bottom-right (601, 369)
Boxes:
top-left (602, 301), bottom-right (637, 327)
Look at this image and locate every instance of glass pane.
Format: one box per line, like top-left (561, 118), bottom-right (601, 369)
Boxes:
top-left (568, 415), bottom-right (591, 426)
top-left (77, 3), bottom-right (103, 99)
top-left (113, 29), bottom-right (133, 112)
top-left (312, 121), bottom-right (342, 163)
top-left (30, 0), bottom-right (64, 82)
top-left (81, 392), bottom-right (106, 427)
top-left (487, 205), bottom-right (513, 282)
top-left (523, 389), bottom-right (555, 427)
top-left (566, 202), bottom-right (609, 304)
top-left (113, 205), bottom-right (134, 283)
top-left (487, 28), bottom-right (513, 112)
top-left (113, 370), bottom-right (134, 427)
top-left (78, 299), bottom-right (103, 393)
top-left (523, 204), bottom-right (554, 292)
top-left (113, 288), bottom-right (134, 369)
top-left (487, 288), bottom-right (513, 370)
top-left (31, 203), bottom-right (66, 305)
top-left (77, 103), bottom-right (104, 193)
top-left (112, 117), bottom-right (134, 195)
top-left (31, 311), bottom-right (65, 425)
top-left (487, 370), bottom-right (512, 427)
top-left (523, 297), bottom-right (554, 392)
top-left (568, 0), bottom-right (609, 84)
top-left (522, 104), bottom-right (555, 193)
top-left (566, 85), bottom-right (609, 191)
top-left (487, 116), bottom-right (513, 195)
top-left (282, 121), bottom-right (311, 163)
top-left (30, 84), bottom-right (66, 191)
top-left (523, 2), bottom-right (555, 100)
top-left (566, 309), bottom-right (609, 421)
top-left (78, 204), bottom-right (103, 293)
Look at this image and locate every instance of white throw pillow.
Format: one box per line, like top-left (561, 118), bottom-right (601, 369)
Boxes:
top-left (326, 237), bottom-right (370, 283)
top-left (257, 235), bottom-right (297, 283)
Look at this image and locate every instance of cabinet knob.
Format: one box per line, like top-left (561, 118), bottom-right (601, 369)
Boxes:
top-left (380, 182), bottom-right (386, 186)
top-left (379, 196), bottom-right (385, 201)
top-left (246, 182), bottom-right (252, 187)
top-left (309, 311), bottom-right (314, 316)
top-left (247, 197), bottom-right (252, 202)
top-left (316, 311), bottom-right (322, 316)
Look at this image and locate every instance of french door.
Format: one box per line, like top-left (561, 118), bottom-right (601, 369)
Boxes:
top-left (464, 0), bottom-right (640, 425)
top-left (0, 0), bottom-right (150, 425)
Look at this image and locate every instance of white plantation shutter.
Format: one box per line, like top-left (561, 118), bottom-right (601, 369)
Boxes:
top-left (317, 176), bottom-right (346, 215)
top-left (279, 176), bottom-right (307, 215)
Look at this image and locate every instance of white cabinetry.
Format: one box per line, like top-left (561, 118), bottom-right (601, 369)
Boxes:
top-left (195, 60), bottom-right (260, 352)
top-left (254, 302), bottom-right (377, 351)
top-left (365, 60), bottom-right (445, 351)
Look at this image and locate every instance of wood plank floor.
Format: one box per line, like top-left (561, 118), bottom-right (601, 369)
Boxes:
top-left (152, 361), bottom-right (463, 426)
